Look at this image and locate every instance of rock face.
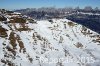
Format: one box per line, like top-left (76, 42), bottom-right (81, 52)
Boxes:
top-left (0, 11), bottom-right (100, 66)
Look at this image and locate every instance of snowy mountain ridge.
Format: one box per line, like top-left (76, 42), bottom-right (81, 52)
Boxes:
top-left (0, 11), bottom-right (100, 66)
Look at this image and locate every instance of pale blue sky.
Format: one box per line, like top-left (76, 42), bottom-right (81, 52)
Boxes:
top-left (0, 0), bottom-right (100, 10)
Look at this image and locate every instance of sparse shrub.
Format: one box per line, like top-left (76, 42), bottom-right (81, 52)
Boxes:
top-left (36, 35), bottom-right (42, 40)
top-left (7, 60), bottom-right (15, 66)
top-left (59, 36), bottom-right (63, 43)
top-left (0, 16), bottom-right (7, 21)
top-left (82, 26), bottom-right (87, 31)
top-left (33, 33), bottom-right (42, 40)
top-left (28, 19), bottom-right (37, 23)
top-left (23, 48), bottom-right (26, 53)
top-left (81, 26), bottom-right (93, 35)
top-left (6, 11), bottom-right (14, 14)
top-left (29, 58), bottom-right (33, 63)
top-left (1, 59), bottom-right (6, 64)
top-left (92, 38), bottom-right (100, 43)
top-left (48, 19), bottom-right (53, 23)
top-left (6, 46), bottom-right (16, 56)
top-left (1, 59), bottom-right (15, 66)
top-left (75, 42), bottom-right (83, 48)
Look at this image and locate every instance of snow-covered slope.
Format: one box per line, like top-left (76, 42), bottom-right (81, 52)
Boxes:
top-left (0, 16), bottom-right (100, 66)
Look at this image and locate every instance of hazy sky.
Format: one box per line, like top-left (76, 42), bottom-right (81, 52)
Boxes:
top-left (0, 0), bottom-right (100, 10)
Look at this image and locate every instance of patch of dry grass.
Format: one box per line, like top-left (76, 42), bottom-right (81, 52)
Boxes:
top-left (9, 32), bottom-right (17, 49)
top-left (0, 26), bottom-right (8, 38)
top-left (16, 35), bottom-right (25, 52)
top-left (9, 17), bottom-right (26, 23)
top-left (17, 27), bottom-right (32, 31)
top-left (67, 22), bottom-right (75, 27)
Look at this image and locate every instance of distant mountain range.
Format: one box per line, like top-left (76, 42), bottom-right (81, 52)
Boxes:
top-left (14, 8), bottom-right (100, 34)
top-left (14, 7), bottom-right (100, 19)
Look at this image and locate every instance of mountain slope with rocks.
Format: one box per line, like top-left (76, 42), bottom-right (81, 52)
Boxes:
top-left (0, 9), bottom-right (100, 66)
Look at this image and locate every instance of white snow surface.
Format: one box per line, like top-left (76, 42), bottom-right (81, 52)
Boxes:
top-left (0, 19), bottom-right (100, 66)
